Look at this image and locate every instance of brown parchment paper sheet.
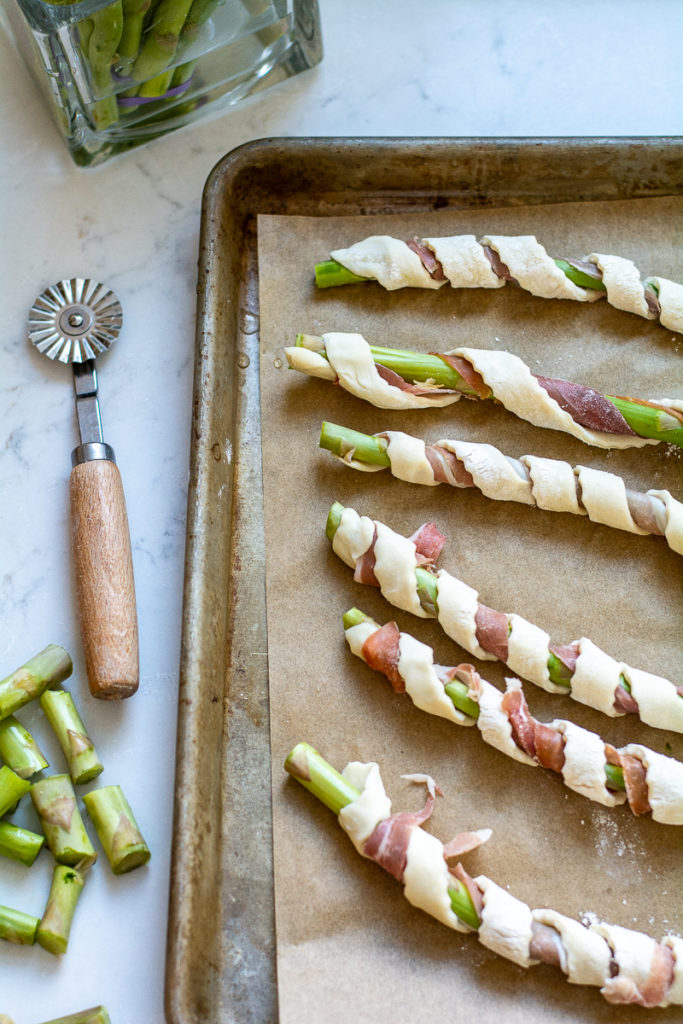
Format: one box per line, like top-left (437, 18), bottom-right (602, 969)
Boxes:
top-left (257, 199), bottom-right (683, 1024)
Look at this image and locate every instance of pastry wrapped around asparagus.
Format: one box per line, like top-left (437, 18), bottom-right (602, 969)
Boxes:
top-left (286, 743), bottom-right (683, 1008)
top-left (327, 504), bottom-right (683, 733)
top-left (315, 234), bottom-right (683, 334)
top-left (320, 422), bottom-right (683, 554)
top-left (286, 334), bottom-right (683, 450)
top-left (343, 608), bottom-right (683, 824)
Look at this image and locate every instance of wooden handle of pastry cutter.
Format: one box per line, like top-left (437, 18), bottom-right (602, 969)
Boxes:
top-left (70, 456), bottom-right (139, 699)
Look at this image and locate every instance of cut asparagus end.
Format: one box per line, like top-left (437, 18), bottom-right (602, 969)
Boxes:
top-left (0, 715), bottom-right (49, 778)
top-left (0, 820), bottom-right (45, 867)
top-left (315, 259), bottom-right (368, 288)
top-left (82, 785), bottom-right (150, 874)
top-left (30, 774), bottom-right (97, 866)
top-left (320, 422), bottom-right (391, 467)
top-left (40, 690), bottom-right (104, 785)
top-left (285, 742), bottom-right (361, 815)
top-left (326, 502), bottom-right (345, 542)
top-left (0, 644), bottom-right (73, 721)
top-left (342, 607), bottom-right (375, 630)
top-left (0, 904), bottom-right (39, 945)
top-left (0, 764), bottom-right (31, 817)
top-left (37, 859), bottom-right (91, 955)
top-left (35, 1008), bottom-right (111, 1024)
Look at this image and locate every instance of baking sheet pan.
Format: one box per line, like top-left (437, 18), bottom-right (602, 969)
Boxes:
top-left (165, 137), bottom-right (683, 1024)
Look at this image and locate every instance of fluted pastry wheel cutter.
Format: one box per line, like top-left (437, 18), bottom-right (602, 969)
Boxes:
top-left (28, 279), bottom-right (138, 699)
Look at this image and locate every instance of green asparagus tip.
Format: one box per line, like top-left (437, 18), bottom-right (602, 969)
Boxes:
top-left (320, 422), bottom-right (391, 467)
top-left (342, 608), bottom-right (374, 630)
top-left (285, 743), bottom-right (361, 815)
top-left (326, 502), bottom-right (345, 542)
top-left (315, 259), bottom-right (368, 288)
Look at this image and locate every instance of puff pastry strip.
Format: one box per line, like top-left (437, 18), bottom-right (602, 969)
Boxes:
top-left (318, 234), bottom-right (683, 334)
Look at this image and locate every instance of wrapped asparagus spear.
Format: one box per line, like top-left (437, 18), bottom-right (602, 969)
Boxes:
top-left (40, 690), bottom-right (103, 785)
top-left (320, 422), bottom-right (683, 555)
top-left (30, 775), bottom-right (97, 866)
top-left (285, 743), bottom-right (683, 1008)
top-left (286, 333), bottom-right (683, 449)
top-left (344, 608), bottom-right (683, 824)
top-left (0, 821), bottom-right (45, 867)
top-left (0, 644), bottom-right (72, 721)
top-left (315, 234), bottom-right (683, 334)
top-left (327, 504), bottom-right (683, 733)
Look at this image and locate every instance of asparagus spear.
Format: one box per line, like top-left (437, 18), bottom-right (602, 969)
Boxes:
top-left (30, 775), bottom-right (97, 866)
top-left (0, 644), bottom-right (72, 721)
top-left (0, 821), bottom-right (45, 866)
top-left (40, 690), bottom-right (103, 785)
top-left (117, 0), bottom-right (152, 73)
top-left (82, 785), bottom-right (150, 874)
top-left (0, 765), bottom-right (31, 817)
top-left (0, 715), bottom-right (48, 778)
top-left (37, 856), bottom-right (94, 955)
top-left (131, 0), bottom-right (196, 81)
top-left (315, 257), bottom-right (611, 291)
top-left (288, 334), bottom-right (683, 448)
top-left (285, 743), bottom-right (683, 1007)
top-left (82, 2), bottom-right (124, 129)
top-left (36, 1009), bottom-right (111, 1024)
top-left (0, 905), bottom-right (39, 946)
top-left (319, 422), bottom-right (682, 553)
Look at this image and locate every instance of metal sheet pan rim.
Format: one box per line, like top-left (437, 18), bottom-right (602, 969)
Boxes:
top-left (166, 136), bottom-right (683, 1024)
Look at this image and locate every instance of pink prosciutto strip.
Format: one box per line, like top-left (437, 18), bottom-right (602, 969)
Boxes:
top-left (363, 776), bottom-right (485, 882)
top-left (602, 944), bottom-right (675, 1008)
top-left (355, 522), bottom-right (446, 588)
top-left (405, 238), bottom-right (447, 280)
top-left (534, 375), bottom-right (636, 435)
top-left (362, 621), bottom-right (404, 693)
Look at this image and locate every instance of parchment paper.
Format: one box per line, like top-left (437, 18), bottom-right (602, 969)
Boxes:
top-left (258, 199), bottom-right (682, 1024)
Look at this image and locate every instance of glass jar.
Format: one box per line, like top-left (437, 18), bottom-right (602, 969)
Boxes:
top-left (3, 0), bottom-right (323, 165)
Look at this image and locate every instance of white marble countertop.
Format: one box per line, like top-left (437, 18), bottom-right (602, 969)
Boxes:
top-left (0, 2), bottom-right (681, 1021)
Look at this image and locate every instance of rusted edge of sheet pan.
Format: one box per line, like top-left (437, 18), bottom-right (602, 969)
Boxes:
top-left (164, 136), bottom-right (683, 1024)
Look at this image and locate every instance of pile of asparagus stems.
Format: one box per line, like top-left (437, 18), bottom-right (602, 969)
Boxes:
top-left (49, 0), bottom-right (220, 129)
top-left (0, 645), bottom-right (150, 958)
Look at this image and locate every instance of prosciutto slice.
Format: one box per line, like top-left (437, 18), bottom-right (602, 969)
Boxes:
top-left (534, 375), bottom-right (636, 435)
